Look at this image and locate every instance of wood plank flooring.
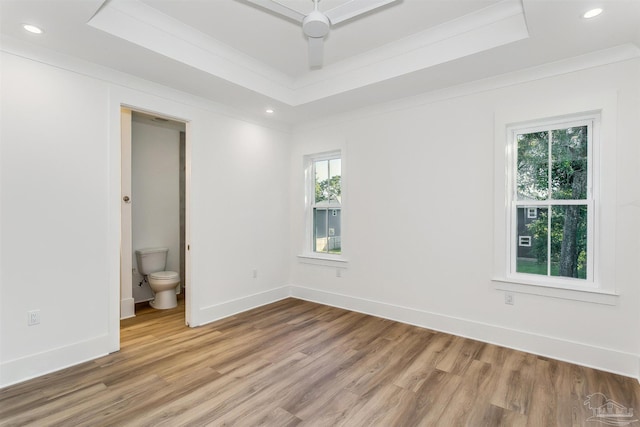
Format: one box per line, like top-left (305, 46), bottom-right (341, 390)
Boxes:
top-left (1, 297), bottom-right (639, 426)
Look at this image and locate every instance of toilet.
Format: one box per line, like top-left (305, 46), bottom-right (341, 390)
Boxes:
top-left (135, 247), bottom-right (180, 309)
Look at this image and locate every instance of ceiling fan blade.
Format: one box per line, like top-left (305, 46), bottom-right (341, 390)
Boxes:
top-left (242, 0), bottom-right (305, 23)
top-left (324, 0), bottom-right (398, 25)
top-left (308, 36), bottom-right (324, 68)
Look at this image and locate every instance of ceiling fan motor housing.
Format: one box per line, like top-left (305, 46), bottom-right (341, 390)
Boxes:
top-left (303, 11), bottom-right (330, 38)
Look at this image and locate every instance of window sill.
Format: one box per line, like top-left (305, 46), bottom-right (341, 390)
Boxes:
top-left (492, 278), bottom-right (618, 305)
top-left (297, 254), bottom-right (349, 268)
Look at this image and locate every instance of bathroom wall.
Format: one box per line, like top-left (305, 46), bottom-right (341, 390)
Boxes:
top-left (131, 115), bottom-right (184, 301)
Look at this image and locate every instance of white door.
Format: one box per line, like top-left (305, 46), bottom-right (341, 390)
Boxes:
top-left (120, 108), bottom-right (135, 318)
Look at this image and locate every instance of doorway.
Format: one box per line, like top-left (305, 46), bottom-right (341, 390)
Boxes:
top-left (120, 107), bottom-right (189, 325)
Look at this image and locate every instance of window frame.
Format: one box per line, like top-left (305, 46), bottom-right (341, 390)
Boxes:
top-left (507, 117), bottom-right (596, 287)
top-left (300, 150), bottom-right (347, 265)
top-left (518, 236), bottom-right (532, 247)
top-left (493, 95), bottom-right (619, 305)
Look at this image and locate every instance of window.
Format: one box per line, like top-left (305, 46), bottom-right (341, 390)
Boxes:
top-left (308, 152), bottom-right (342, 255)
top-left (509, 117), bottom-right (595, 284)
top-left (519, 236), bottom-right (532, 247)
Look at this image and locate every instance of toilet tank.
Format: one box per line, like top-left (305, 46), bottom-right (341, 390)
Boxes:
top-left (135, 247), bottom-right (168, 275)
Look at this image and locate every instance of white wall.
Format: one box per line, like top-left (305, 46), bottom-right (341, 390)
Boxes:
top-left (131, 118), bottom-right (181, 293)
top-left (1, 52), bottom-right (112, 384)
top-left (187, 116), bottom-right (292, 325)
top-left (0, 45), bottom-right (291, 387)
top-left (289, 58), bottom-right (640, 378)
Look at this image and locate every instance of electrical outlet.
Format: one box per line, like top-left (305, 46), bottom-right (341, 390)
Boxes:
top-left (252, 269), bottom-right (258, 279)
top-left (504, 292), bottom-right (515, 305)
top-left (336, 269), bottom-right (342, 278)
top-left (28, 310), bottom-right (40, 326)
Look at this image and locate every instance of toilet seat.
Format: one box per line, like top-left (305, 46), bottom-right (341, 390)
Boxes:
top-left (148, 271), bottom-right (180, 310)
top-left (149, 271), bottom-right (179, 281)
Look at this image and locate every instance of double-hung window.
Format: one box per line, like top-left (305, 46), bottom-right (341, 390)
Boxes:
top-left (509, 116), bottom-right (596, 285)
top-left (307, 152), bottom-right (342, 255)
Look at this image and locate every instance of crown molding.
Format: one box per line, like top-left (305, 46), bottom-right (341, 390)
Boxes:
top-left (88, 0), bottom-right (298, 103)
top-left (88, 0), bottom-right (529, 107)
top-left (0, 35), bottom-right (293, 133)
top-left (293, 43), bottom-right (640, 132)
top-left (293, 1), bottom-right (527, 94)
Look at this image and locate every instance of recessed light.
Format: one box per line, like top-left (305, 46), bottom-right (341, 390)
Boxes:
top-left (23, 24), bottom-right (43, 34)
top-left (265, 109), bottom-right (274, 114)
top-left (583, 8), bottom-right (603, 19)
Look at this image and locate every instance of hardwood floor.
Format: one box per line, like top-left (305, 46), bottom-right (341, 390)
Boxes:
top-left (1, 297), bottom-right (639, 426)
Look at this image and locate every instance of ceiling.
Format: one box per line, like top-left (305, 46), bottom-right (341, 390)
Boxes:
top-left (1, 0), bottom-right (639, 126)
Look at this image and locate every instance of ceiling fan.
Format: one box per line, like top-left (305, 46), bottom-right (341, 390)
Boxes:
top-left (242, 0), bottom-right (399, 68)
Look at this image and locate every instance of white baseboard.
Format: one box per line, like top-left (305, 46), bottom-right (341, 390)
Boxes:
top-left (120, 297), bottom-right (136, 320)
top-left (194, 286), bottom-right (292, 327)
top-left (289, 285), bottom-right (640, 380)
top-left (0, 335), bottom-right (111, 388)
top-left (4, 285), bottom-right (636, 388)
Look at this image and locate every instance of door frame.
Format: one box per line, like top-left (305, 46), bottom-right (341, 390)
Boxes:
top-left (120, 108), bottom-right (135, 318)
top-left (119, 107), bottom-right (191, 326)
